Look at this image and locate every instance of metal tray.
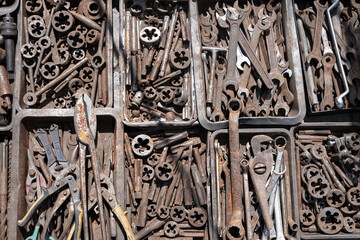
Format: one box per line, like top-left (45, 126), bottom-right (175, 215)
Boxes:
top-left (122, 126), bottom-right (212, 239)
top-left (14, 0), bottom-right (114, 110)
top-left (290, 122), bottom-right (360, 239)
top-left (209, 128), bottom-right (299, 240)
top-left (293, 1), bottom-right (360, 116)
top-left (7, 110), bottom-right (125, 240)
top-left (120, 0), bottom-right (198, 128)
top-left (190, 0), bottom-right (306, 130)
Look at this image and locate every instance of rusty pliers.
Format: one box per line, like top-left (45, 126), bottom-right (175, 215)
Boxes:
top-left (18, 164), bottom-right (83, 240)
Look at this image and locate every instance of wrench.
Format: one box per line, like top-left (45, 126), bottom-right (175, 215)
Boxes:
top-left (222, 8), bottom-right (244, 97)
top-left (295, 4), bottom-right (319, 109)
top-left (225, 98), bottom-right (245, 240)
top-left (236, 11), bottom-right (274, 89)
top-left (202, 46), bottom-right (228, 106)
top-left (266, 11), bottom-right (285, 87)
top-left (211, 65), bottom-right (226, 121)
top-left (320, 60), bottom-right (335, 111)
top-left (306, 0), bottom-right (328, 69)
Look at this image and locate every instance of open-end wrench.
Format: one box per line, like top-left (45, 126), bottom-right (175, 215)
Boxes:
top-left (306, 0), bottom-right (328, 69)
top-left (266, 11), bottom-right (285, 86)
top-left (222, 8), bottom-right (244, 97)
top-left (211, 65), bottom-right (226, 121)
top-left (236, 11), bottom-right (274, 89)
top-left (241, 159), bottom-right (252, 240)
top-left (202, 46), bottom-right (228, 107)
top-left (237, 9), bottom-right (271, 99)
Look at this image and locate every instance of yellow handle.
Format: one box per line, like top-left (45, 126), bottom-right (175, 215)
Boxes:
top-left (67, 202), bottom-right (83, 240)
top-left (18, 190), bottom-right (47, 227)
top-left (113, 205), bottom-right (136, 240)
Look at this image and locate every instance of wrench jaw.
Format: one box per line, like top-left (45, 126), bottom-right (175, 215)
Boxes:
top-left (223, 80), bottom-right (239, 98)
top-left (274, 101), bottom-right (290, 117)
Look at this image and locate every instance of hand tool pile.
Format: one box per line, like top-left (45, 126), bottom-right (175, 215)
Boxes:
top-left (124, 0), bottom-right (193, 123)
top-left (200, 0), bottom-right (294, 121)
top-left (0, 137), bottom-right (11, 239)
top-left (22, 0), bottom-right (108, 108)
top-left (295, 0), bottom-right (360, 112)
top-left (296, 129), bottom-right (360, 235)
top-left (214, 130), bottom-right (296, 239)
top-left (124, 130), bottom-right (208, 239)
top-left (0, 13), bottom-right (16, 125)
top-left (18, 94), bottom-right (132, 240)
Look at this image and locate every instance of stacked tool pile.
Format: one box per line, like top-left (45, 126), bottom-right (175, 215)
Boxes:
top-left (2, 0), bottom-right (360, 240)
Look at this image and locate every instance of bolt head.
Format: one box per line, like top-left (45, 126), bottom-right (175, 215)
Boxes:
top-left (253, 162), bottom-right (267, 174)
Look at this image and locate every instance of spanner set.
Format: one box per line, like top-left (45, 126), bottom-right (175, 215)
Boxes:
top-left (199, 1), bottom-right (295, 120)
top-left (295, 0), bottom-right (360, 113)
top-left (1, 0), bottom-right (360, 239)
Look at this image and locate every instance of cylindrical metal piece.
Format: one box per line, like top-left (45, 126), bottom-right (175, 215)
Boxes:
top-left (193, 147), bottom-right (207, 184)
top-left (148, 50), bottom-right (164, 82)
top-left (1, 14), bottom-right (17, 72)
top-left (154, 131), bottom-right (189, 150)
top-left (159, 6), bottom-right (178, 77)
top-left (182, 161), bottom-right (193, 207)
top-left (0, 66), bottom-right (11, 108)
top-left (134, 217), bottom-right (167, 240)
top-left (191, 164), bottom-right (207, 206)
top-left (137, 182), bottom-right (150, 227)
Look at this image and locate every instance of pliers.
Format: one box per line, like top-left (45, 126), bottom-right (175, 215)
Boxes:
top-left (18, 164), bottom-right (83, 240)
top-left (88, 173), bottom-right (135, 240)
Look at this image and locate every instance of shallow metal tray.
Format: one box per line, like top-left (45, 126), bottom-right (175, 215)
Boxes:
top-left (290, 122), bottom-right (360, 239)
top-left (7, 109), bottom-right (125, 240)
top-left (210, 128), bottom-right (299, 240)
top-left (190, 0), bottom-right (306, 130)
top-left (14, 0), bottom-right (114, 110)
top-left (120, 0), bottom-right (198, 128)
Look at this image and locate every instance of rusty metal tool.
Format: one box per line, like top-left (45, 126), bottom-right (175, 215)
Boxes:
top-left (326, 0), bottom-right (349, 108)
top-left (88, 173), bottom-right (135, 240)
top-left (306, 0), bottom-right (328, 69)
top-left (18, 164), bottom-right (83, 240)
top-left (74, 92), bottom-right (106, 239)
top-left (225, 98), bottom-right (245, 240)
top-left (249, 149), bottom-right (274, 231)
top-left (0, 140), bottom-right (8, 236)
